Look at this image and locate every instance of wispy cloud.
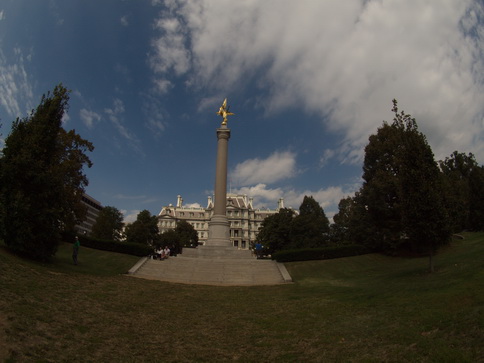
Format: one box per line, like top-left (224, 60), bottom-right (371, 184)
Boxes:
top-left (120, 15), bottom-right (129, 26)
top-left (104, 98), bottom-right (143, 154)
top-left (0, 48), bottom-right (33, 118)
top-left (79, 108), bottom-right (101, 129)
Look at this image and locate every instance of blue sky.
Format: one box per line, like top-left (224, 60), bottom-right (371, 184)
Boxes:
top-left (1, 1), bottom-right (483, 222)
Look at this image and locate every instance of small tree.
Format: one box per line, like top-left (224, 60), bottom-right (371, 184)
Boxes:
top-left (289, 196), bottom-right (330, 249)
top-left (255, 208), bottom-right (295, 254)
top-left (0, 85), bottom-right (93, 261)
top-left (91, 206), bottom-right (124, 241)
top-left (174, 220), bottom-right (198, 248)
top-left (125, 210), bottom-right (160, 246)
top-left (439, 151), bottom-right (484, 232)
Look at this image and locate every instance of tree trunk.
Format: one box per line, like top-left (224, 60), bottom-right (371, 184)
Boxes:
top-left (428, 246), bottom-right (434, 273)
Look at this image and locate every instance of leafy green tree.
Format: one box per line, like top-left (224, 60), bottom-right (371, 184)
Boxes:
top-left (289, 195), bottom-right (330, 249)
top-left (125, 210), bottom-right (160, 246)
top-left (174, 220), bottom-right (198, 248)
top-left (468, 164), bottom-right (484, 231)
top-left (0, 85), bottom-right (94, 261)
top-left (91, 206), bottom-right (124, 241)
top-left (360, 100), bottom-right (451, 271)
top-left (255, 208), bottom-right (296, 254)
top-left (439, 151), bottom-right (484, 232)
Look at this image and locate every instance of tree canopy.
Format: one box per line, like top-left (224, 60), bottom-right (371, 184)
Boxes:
top-left (124, 210), bottom-right (160, 246)
top-left (255, 208), bottom-right (296, 254)
top-left (0, 85), bottom-right (94, 261)
top-left (289, 196), bottom-right (330, 249)
top-left (175, 220), bottom-right (199, 248)
top-left (439, 151), bottom-right (484, 232)
top-left (91, 206), bottom-right (124, 241)
top-left (332, 100), bottom-right (451, 271)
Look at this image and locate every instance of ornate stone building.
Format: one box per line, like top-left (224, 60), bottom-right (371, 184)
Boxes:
top-left (157, 194), bottom-right (288, 249)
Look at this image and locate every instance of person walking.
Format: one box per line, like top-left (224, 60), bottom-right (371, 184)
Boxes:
top-left (72, 236), bottom-right (80, 265)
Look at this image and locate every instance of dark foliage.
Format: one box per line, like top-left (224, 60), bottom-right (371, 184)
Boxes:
top-left (125, 210), bottom-right (160, 246)
top-left (91, 206), bottom-right (124, 241)
top-left (255, 208), bottom-right (296, 254)
top-left (0, 85), bottom-right (93, 261)
top-left (289, 196), bottom-right (330, 249)
top-left (77, 235), bottom-right (152, 257)
top-left (272, 245), bottom-right (371, 262)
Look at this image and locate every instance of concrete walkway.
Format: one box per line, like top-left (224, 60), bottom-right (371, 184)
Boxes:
top-left (129, 255), bottom-right (292, 286)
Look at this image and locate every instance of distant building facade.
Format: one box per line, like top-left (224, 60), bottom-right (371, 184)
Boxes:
top-left (75, 193), bottom-right (103, 235)
top-left (158, 194), bottom-right (288, 249)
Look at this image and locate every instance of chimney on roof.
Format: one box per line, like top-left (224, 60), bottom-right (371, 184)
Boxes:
top-left (177, 195), bottom-right (183, 208)
top-left (278, 198), bottom-right (285, 210)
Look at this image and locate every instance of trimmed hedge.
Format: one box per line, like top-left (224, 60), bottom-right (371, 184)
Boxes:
top-left (77, 235), bottom-right (153, 257)
top-left (272, 244), bottom-right (371, 263)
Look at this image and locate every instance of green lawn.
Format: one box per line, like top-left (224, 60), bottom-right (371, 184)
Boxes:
top-left (1, 234), bottom-right (482, 362)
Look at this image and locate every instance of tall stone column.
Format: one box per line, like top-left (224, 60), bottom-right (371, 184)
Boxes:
top-left (207, 124), bottom-right (232, 247)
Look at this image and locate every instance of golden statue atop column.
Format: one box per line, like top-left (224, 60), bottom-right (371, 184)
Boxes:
top-left (216, 98), bottom-right (235, 126)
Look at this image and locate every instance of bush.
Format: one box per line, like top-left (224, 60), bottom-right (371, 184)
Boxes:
top-left (74, 235), bottom-right (153, 257)
top-left (272, 244), bottom-right (371, 262)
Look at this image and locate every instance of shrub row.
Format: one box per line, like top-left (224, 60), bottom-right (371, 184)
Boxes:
top-left (76, 235), bottom-right (153, 257)
top-left (272, 244), bottom-right (371, 262)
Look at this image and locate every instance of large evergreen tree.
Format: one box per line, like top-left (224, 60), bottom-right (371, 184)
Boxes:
top-left (360, 100), bottom-right (451, 271)
top-left (0, 85), bottom-right (94, 261)
top-left (91, 206), bottom-right (124, 241)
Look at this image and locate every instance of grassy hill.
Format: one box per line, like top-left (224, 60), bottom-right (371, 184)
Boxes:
top-left (1, 234), bottom-right (483, 362)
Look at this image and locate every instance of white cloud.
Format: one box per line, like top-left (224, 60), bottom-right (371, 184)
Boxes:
top-left (233, 183), bottom-right (284, 208)
top-left (0, 10), bottom-right (5, 21)
top-left (150, 15), bottom-right (191, 84)
top-left (122, 209), bottom-right (140, 223)
top-left (230, 151), bottom-right (297, 186)
top-left (79, 108), bottom-right (101, 128)
top-left (151, 0), bottom-right (484, 163)
top-left (185, 202), bottom-right (202, 208)
top-left (232, 182), bottom-right (358, 220)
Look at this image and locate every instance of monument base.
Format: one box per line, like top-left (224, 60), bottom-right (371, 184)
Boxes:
top-left (206, 214), bottom-right (231, 247)
top-left (181, 246), bottom-right (253, 259)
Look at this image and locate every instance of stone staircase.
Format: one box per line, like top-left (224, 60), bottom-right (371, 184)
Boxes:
top-left (129, 255), bottom-right (292, 286)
